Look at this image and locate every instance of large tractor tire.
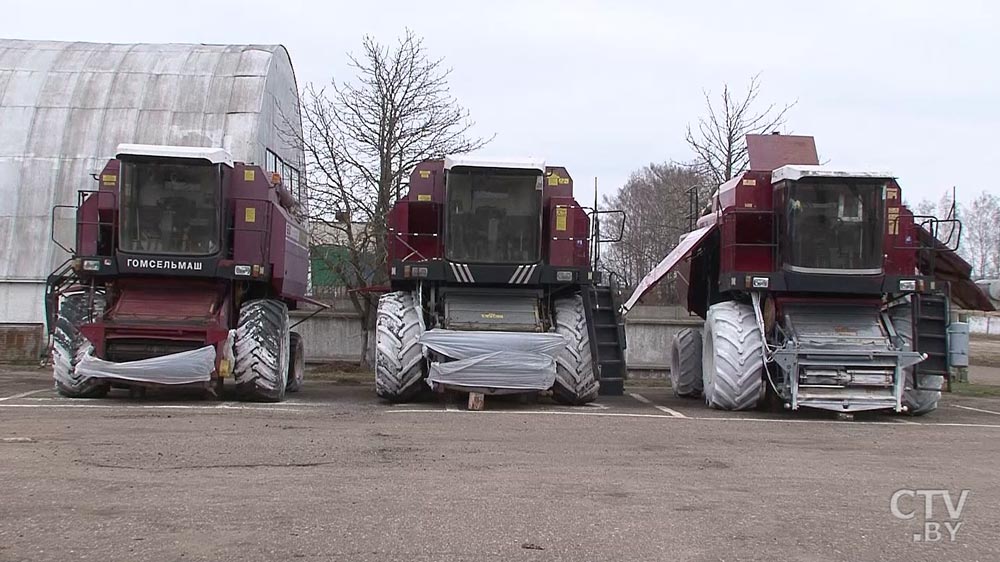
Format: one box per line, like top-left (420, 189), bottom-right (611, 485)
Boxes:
top-left (702, 301), bottom-right (764, 410)
top-left (888, 303), bottom-right (941, 416)
top-left (670, 328), bottom-right (703, 398)
top-left (552, 295), bottom-right (599, 405)
top-left (374, 291), bottom-right (426, 403)
top-left (52, 294), bottom-right (109, 398)
top-left (234, 299), bottom-right (290, 402)
top-left (286, 331), bottom-right (305, 393)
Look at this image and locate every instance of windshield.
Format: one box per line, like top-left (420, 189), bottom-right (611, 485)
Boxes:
top-left (781, 180), bottom-right (885, 273)
top-left (445, 169), bottom-right (541, 263)
top-left (119, 161), bottom-right (221, 255)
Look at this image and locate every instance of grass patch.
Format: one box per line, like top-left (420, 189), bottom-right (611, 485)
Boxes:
top-left (305, 366), bottom-right (373, 384)
top-left (950, 382), bottom-right (1000, 397)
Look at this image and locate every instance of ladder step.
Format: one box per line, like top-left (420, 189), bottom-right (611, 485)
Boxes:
top-left (598, 377), bottom-right (624, 396)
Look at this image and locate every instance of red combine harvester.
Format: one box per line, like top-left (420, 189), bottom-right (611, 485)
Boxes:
top-left (45, 144), bottom-right (312, 402)
top-left (623, 134), bottom-right (994, 415)
top-left (375, 156), bottom-right (627, 404)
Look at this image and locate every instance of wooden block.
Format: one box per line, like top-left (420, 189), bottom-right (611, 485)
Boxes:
top-left (467, 392), bottom-right (485, 411)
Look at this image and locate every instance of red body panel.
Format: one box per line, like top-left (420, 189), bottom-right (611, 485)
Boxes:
top-left (883, 181), bottom-right (919, 276)
top-left (80, 279), bottom-right (231, 359)
top-left (718, 170), bottom-right (775, 274)
top-left (547, 196), bottom-right (590, 267)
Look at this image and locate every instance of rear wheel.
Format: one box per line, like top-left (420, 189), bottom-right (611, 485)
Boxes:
top-left (234, 299), bottom-right (290, 402)
top-left (375, 291), bottom-right (426, 403)
top-left (552, 295), bottom-right (599, 405)
top-left (702, 301), bottom-right (764, 410)
top-left (670, 328), bottom-right (703, 398)
top-left (52, 293), bottom-right (109, 398)
top-left (888, 303), bottom-right (941, 416)
top-left (286, 331), bottom-right (305, 393)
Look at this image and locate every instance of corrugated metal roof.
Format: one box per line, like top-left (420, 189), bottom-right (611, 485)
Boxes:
top-left (0, 39), bottom-right (303, 323)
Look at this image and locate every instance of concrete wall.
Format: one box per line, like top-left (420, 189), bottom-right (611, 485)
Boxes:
top-left (289, 305), bottom-right (704, 377)
top-left (0, 324), bottom-right (43, 363)
top-left (290, 309), bottom-right (365, 362)
top-left (963, 311), bottom-right (1000, 338)
top-left (622, 306), bottom-right (702, 373)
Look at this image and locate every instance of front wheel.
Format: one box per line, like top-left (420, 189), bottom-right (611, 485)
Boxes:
top-left (670, 328), bottom-right (703, 398)
top-left (702, 301), bottom-right (764, 410)
top-left (234, 299), bottom-right (290, 402)
top-left (552, 295), bottom-right (599, 405)
top-left (374, 291), bottom-right (426, 403)
top-left (52, 293), bottom-right (109, 399)
top-left (888, 303), bottom-right (941, 416)
top-left (286, 331), bottom-right (305, 393)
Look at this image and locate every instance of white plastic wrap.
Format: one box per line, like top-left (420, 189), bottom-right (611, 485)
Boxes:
top-left (75, 345), bottom-right (217, 385)
top-left (419, 329), bottom-right (567, 391)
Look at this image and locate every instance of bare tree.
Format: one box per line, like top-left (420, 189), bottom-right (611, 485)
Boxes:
top-left (960, 191), bottom-right (1000, 279)
top-left (913, 198), bottom-right (937, 218)
top-left (685, 74), bottom-right (795, 187)
top-left (602, 163), bottom-right (707, 302)
top-left (288, 30), bottom-right (490, 364)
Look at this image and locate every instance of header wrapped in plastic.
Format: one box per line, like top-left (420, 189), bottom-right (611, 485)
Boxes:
top-left (419, 329), bottom-right (566, 391)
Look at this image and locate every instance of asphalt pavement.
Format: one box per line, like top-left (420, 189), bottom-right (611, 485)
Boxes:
top-left (1, 366), bottom-right (999, 562)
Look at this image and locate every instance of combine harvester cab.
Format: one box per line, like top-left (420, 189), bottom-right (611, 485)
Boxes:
top-left (45, 144), bottom-right (313, 402)
top-left (623, 134), bottom-right (994, 415)
top-left (376, 157), bottom-right (628, 405)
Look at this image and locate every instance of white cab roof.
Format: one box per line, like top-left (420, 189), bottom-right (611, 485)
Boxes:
top-left (444, 155), bottom-right (545, 172)
top-left (772, 164), bottom-right (893, 182)
top-left (116, 144), bottom-right (234, 167)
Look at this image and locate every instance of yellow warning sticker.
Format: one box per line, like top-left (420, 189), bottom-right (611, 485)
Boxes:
top-left (548, 173), bottom-right (560, 187)
top-left (244, 169), bottom-right (255, 182)
top-left (555, 207), bottom-right (568, 231)
top-left (419, 170), bottom-right (431, 179)
top-left (102, 174), bottom-right (117, 184)
top-left (887, 207), bottom-right (900, 235)
top-left (559, 178), bottom-right (570, 185)
top-left (742, 179), bottom-right (756, 186)
top-left (887, 187), bottom-right (899, 200)
top-left (245, 207), bottom-right (256, 223)
top-left (417, 194), bottom-right (432, 201)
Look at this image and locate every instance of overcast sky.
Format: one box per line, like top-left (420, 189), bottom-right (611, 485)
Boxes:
top-left (4, 0), bottom-right (998, 205)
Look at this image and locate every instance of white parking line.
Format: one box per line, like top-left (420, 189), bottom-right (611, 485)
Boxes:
top-left (0, 403), bottom-right (307, 413)
top-left (628, 392), bottom-right (688, 418)
top-left (389, 409), bottom-right (674, 419)
top-left (0, 389), bottom-right (49, 402)
top-left (385, 409), bottom-right (1000, 429)
top-left (953, 404), bottom-right (1000, 416)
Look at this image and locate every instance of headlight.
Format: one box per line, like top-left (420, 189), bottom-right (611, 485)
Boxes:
top-left (752, 276), bottom-right (769, 288)
top-left (556, 270), bottom-right (574, 282)
top-left (234, 265), bottom-right (252, 276)
top-left (82, 259), bottom-right (100, 271)
top-left (899, 279), bottom-right (917, 292)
